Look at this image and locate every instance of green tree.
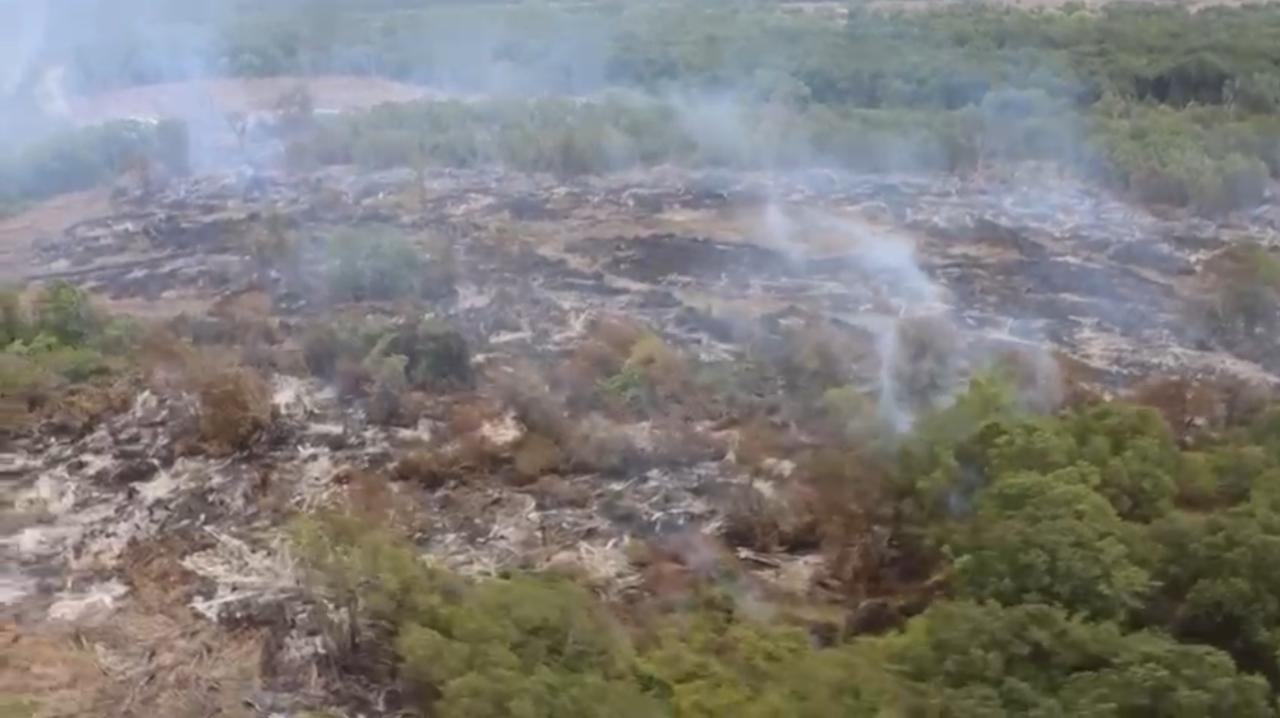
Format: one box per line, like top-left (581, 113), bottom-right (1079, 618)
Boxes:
top-left (881, 601), bottom-right (1274, 718)
top-left (1149, 493), bottom-right (1280, 683)
top-left (953, 469), bottom-right (1151, 620)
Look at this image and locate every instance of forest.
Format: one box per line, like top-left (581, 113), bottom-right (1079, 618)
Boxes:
top-left (7, 2), bottom-right (1280, 212)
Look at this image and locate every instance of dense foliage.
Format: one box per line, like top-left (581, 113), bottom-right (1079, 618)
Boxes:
top-left (17, 1), bottom-right (1280, 210)
top-left (263, 1), bottom-right (1280, 209)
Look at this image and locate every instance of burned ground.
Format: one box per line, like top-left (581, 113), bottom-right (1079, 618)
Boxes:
top-left (3, 158), bottom-right (1280, 716)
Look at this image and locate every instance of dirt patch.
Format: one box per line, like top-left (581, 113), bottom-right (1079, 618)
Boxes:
top-left (66, 75), bottom-right (432, 127)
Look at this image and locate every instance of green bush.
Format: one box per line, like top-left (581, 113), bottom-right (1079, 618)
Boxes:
top-left (324, 227), bottom-right (428, 303)
top-left (881, 600), bottom-right (1274, 717)
top-left (638, 602), bottom-right (890, 718)
top-left (0, 283), bottom-right (129, 416)
top-left (292, 512), bottom-right (656, 718)
top-left (32, 281), bottom-right (100, 346)
top-left (1203, 241), bottom-right (1280, 349)
top-left (953, 469), bottom-right (1152, 620)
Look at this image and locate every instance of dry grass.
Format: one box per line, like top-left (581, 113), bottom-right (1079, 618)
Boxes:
top-left (0, 610), bottom-right (264, 718)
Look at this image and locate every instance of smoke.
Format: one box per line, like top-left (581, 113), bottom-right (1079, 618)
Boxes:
top-left (874, 318), bottom-right (913, 433)
top-left (0, 0), bottom-right (46, 98)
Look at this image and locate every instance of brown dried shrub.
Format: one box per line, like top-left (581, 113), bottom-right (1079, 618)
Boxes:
top-left (446, 396), bottom-right (506, 435)
top-left (271, 345), bottom-right (310, 377)
top-left (197, 366), bottom-right (272, 452)
top-left (491, 362), bottom-right (572, 442)
top-left (565, 338), bottom-right (626, 382)
top-left (513, 432), bottom-right (563, 482)
top-left (391, 450), bottom-right (451, 489)
top-left (1130, 374), bottom-right (1272, 436)
top-left (989, 345), bottom-right (1064, 412)
top-left (732, 417), bottom-right (789, 470)
top-left (626, 333), bottom-right (692, 400)
top-left (343, 468), bottom-right (424, 531)
top-left (591, 316), bottom-right (649, 355)
top-left (774, 322), bottom-right (866, 391)
top-left (565, 414), bottom-right (638, 473)
top-left (649, 417), bottom-right (725, 465)
top-left (560, 339), bottom-right (625, 408)
top-left (39, 379), bottom-right (133, 434)
top-left (366, 355), bottom-right (408, 426)
top-left (795, 448), bottom-right (894, 600)
top-left (1053, 350), bottom-right (1105, 406)
top-left (137, 326), bottom-right (201, 382)
top-left (121, 537), bottom-right (202, 612)
top-left (333, 356), bottom-right (370, 398)
top-left (78, 611), bottom-right (263, 718)
top-left (211, 290), bottom-right (274, 327)
top-left (722, 481), bottom-right (822, 553)
top-left (527, 474), bottom-right (591, 509)
top-left (0, 624), bottom-right (105, 718)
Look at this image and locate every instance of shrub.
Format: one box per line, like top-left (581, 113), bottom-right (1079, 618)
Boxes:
top-left (1202, 241), bottom-right (1280, 350)
top-left (196, 366), bottom-right (272, 451)
top-left (32, 282), bottom-right (100, 346)
top-left (512, 432), bottom-right (563, 480)
top-left (365, 354), bottom-right (408, 426)
top-left (638, 605), bottom-right (889, 718)
top-left (0, 290), bottom-right (27, 346)
top-left (302, 314), bottom-right (471, 393)
top-left (881, 601), bottom-right (1274, 718)
top-left (324, 227), bottom-right (429, 303)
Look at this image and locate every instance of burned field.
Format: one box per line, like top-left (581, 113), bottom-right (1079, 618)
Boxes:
top-left (4, 151), bottom-right (1280, 715)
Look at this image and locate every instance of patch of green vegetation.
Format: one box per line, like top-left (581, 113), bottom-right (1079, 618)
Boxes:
top-left (0, 119), bottom-right (189, 208)
top-left (293, 494), bottom-right (1280, 717)
top-left (323, 227), bottom-right (429, 303)
top-left (292, 512), bottom-right (657, 718)
top-left (882, 600), bottom-right (1273, 717)
top-left (0, 283), bottom-right (134, 425)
